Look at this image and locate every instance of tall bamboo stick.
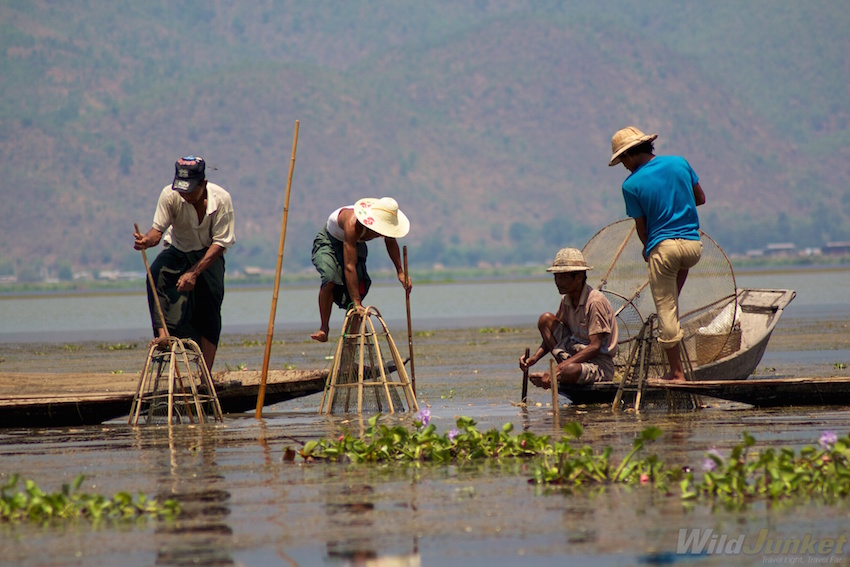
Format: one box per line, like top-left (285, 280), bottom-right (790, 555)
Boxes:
top-left (255, 120), bottom-right (300, 419)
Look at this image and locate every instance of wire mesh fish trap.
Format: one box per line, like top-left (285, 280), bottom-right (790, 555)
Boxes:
top-left (583, 219), bottom-right (740, 372)
top-left (319, 305), bottom-right (418, 415)
top-left (129, 337), bottom-right (224, 425)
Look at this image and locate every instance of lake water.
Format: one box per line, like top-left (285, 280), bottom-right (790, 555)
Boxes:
top-left (2, 266), bottom-right (848, 343)
top-left (2, 267), bottom-right (850, 566)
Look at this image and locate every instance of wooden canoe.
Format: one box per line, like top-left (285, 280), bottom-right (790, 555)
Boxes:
top-left (0, 369), bottom-right (327, 428)
top-left (559, 288), bottom-right (803, 406)
top-left (559, 377), bottom-right (850, 408)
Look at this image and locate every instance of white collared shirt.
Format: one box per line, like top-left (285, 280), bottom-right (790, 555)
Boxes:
top-left (152, 183), bottom-right (236, 252)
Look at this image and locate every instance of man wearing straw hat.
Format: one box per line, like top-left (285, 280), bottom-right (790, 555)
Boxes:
top-left (609, 126), bottom-right (706, 382)
top-left (520, 248), bottom-right (619, 389)
top-left (133, 155), bottom-right (236, 372)
top-left (310, 197), bottom-right (411, 342)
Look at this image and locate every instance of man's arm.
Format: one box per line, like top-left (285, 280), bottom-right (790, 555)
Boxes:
top-left (341, 212), bottom-right (365, 307)
top-left (134, 227), bottom-right (163, 250)
top-left (176, 244), bottom-right (226, 292)
top-left (693, 182), bottom-right (706, 206)
top-left (384, 237), bottom-right (412, 291)
top-left (633, 216), bottom-right (649, 261)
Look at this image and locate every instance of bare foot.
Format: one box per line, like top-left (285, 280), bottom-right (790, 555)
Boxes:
top-left (311, 329), bottom-right (329, 342)
top-left (649, 372), bottom-right (686, 385)
top-left (529, 372), bottom-right (551, 390)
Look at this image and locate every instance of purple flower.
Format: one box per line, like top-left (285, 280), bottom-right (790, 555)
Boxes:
top-left (418, 409), bottom-right (431, 427)
top-left (447, 428), bottom-right (460, 441)
top-left (819, 430), bottom-right (838, 449)
top-left (702, 448), bottom-right (723, 472)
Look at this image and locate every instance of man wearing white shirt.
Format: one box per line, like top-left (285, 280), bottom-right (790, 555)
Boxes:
top-left (133, 155), bottom-right (235, 372)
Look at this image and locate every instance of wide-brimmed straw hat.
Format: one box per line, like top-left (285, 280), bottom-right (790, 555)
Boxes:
top-left (546, 248), bottom-right (592, 273)
top-left (354, 197), bottom-right (410, 238)
top-left (608, 126), bottom-right (658, 166)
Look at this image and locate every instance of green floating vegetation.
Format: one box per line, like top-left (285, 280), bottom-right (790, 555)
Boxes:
top-left (681, 430), bottom-right (850, 506)
top-left (98, 342), bottom-right (137, 351)
top-left (292, 413), bottom-right (850, 507)
top-left (0, 474), bottom-right (180, 524)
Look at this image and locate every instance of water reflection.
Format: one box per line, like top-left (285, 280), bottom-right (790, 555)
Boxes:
top-left (134, 425), bottom-right (235, 566)
top-left (323, 479), bottom-right (421, 566)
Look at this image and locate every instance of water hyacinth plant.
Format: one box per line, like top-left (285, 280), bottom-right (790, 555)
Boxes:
top-left (293, 416), bottom-right (850, 508)
top-left (297, 414), bottom-right (549, 464)
top-left (682, 430), bottom-right (850, 505)
top-left (0, 474), bottom-right (180, 524)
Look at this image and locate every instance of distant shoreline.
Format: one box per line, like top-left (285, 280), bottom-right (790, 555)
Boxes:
top-left (2, 260), bottom-right (849, 298)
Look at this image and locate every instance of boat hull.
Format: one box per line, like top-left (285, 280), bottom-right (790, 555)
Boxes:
top-left (559, 288), bottom-right (800, 406)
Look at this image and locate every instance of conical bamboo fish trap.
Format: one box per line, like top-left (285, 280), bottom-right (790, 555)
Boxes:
top-left (129, 337), bottom-right (224, 425)
top-left (320, 305), bottom-right (418, 415)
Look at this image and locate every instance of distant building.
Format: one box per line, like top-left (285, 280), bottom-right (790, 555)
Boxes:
top-left (763, 243), bottom-right (796, 257)
top-left (823, 242), bottom-right (850, 256)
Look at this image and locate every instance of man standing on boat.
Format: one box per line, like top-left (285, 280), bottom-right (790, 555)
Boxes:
top-left (520, 248), bottom-right (619, 389)
top-left (609, 126), bottom-right (706, 382)
top-left (133, 155), bottom-right (235, 373)
top-left (310, 197), bottom-right (411, 342)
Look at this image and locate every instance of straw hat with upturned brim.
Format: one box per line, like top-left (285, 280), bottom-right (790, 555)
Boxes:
top-left (354, 197), bottom-right (410, 238)
top-left (546, 248), bottom-right (593, 273)
top-left (608, 126), bottom-right (658, 167)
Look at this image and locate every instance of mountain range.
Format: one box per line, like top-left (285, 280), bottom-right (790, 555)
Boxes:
top-left (1, 1), bottom-right (848, 281)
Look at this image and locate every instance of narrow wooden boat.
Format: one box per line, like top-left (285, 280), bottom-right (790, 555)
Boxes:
top-left (0, 369), bottom-right (327, 428)
top-left (559, 288), bottom-right (799, 406)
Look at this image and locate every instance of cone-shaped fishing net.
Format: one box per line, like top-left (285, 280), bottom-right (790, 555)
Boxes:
top-left (319, 306), bottom-right (418, 415)
top-left (582, 219), bottom-right (738, 371)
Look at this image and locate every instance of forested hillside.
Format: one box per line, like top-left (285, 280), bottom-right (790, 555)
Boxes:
top-left (1, 1), bottom-right (848, 281)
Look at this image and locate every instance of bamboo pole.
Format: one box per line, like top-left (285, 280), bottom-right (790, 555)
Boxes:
top-left (403, 246), bottom-right (416, 396)
top-left (255, 120), bottom-right (300, 419)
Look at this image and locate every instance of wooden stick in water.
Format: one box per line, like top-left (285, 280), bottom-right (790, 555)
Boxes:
top-left (521, 347), bottom-right (529, 404)
top-left (403, 246), bottom-right (416, 396)
top-left (550, 358), bottom-right (559, 430)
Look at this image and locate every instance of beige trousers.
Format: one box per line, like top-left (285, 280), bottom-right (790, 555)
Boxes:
top-left (647, 238), bottom-right (703, 348)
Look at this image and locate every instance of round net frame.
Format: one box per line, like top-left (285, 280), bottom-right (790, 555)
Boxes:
top-left (582, 219), bottom-right (738, 373)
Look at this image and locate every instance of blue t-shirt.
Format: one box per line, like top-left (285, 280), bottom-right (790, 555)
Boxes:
top-left (621, 155), bottom-right (700, 254)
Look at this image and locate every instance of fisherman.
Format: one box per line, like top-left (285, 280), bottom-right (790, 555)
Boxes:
top-left (519, 248), bottom-right (619, 389)
top-left (609, 126), bottom-right (706, 382)
top-left (133, 155), bottom-right (235, 373)
top-left (310, 197), bottom-right (411, 342)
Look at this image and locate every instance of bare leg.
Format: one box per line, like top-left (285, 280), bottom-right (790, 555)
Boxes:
top-left (656, 345), bottom-right (685, 382)
top-left (311, 283), bottom-right (335, 342)
top-left (537, 313), bottom-right (563, 353)
top-left (200, 337), bottom-right (217, 375)
top-left (529, 361), bottom-right (583, 389)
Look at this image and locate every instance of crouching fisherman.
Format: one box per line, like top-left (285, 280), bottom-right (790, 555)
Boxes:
top-left (519, 248), bottom-right (618, 390)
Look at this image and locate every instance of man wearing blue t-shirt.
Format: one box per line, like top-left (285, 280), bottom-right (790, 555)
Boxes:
top-left (609, 127), bottom-right (706, 382)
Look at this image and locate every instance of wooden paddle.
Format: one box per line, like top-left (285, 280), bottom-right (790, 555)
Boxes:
top-left (521, 347), bottom-right (529, 403)
top-left (134, 224), bottom-right (168, 337)
top-left (256, 120), bottom-right (300, 419)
